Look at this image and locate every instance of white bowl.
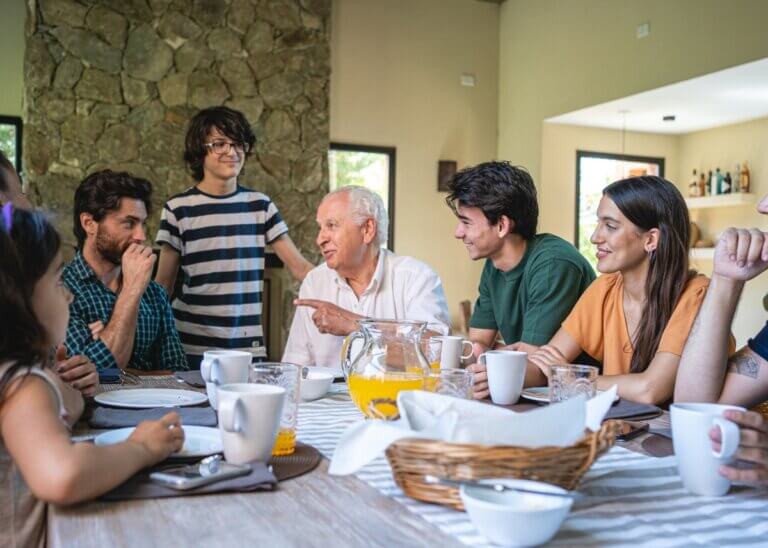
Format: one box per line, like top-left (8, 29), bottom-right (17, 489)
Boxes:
top-left (460, 479), bottom-right (573, 547)
top-left (300, 369), bottom-right (334, 401)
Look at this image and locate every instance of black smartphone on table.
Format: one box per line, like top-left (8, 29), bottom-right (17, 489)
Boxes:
top-left (150, 459), bottom-right (251, 490)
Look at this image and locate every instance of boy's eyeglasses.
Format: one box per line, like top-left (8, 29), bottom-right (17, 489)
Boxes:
top-left (204, 140), bottom-right (251, 155)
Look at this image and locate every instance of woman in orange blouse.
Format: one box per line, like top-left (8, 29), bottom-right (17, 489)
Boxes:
top-left (521, 176), bottom-right (719, 405)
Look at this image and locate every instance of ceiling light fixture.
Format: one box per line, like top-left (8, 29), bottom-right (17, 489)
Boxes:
top-left (663, 115), bottom-right (676, 121)
top-left (618, 109), bottom-right (630, 154)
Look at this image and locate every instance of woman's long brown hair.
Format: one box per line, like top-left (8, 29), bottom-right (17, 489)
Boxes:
top-left (603, 176), bottom-right (695, 373)
top-left (0, 208), bottom-right (62, 399)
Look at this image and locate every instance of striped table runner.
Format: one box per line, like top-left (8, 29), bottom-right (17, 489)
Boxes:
top-left (298, 388), bottom-right (768, 547)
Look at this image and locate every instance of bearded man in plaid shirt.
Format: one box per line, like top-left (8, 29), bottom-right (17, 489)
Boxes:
top-left (62, 170), bottom-right (188, 371)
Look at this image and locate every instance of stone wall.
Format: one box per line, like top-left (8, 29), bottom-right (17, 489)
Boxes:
top-left (23, 0), bottom-right (330, 261)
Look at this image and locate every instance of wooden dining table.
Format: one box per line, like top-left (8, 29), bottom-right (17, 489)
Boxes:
top-left (48, 376), bottom-right (672, 547)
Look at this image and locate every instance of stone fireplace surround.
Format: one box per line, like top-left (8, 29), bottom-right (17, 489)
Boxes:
top-left (23, 0), bottom-right (331, 358)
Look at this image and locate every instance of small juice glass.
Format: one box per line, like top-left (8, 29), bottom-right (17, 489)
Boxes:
top-left (250, 362), bottom-right (300, 456)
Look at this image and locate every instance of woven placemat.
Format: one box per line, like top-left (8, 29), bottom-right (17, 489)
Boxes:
top-left (98, 376), bottom-right (197, 392)
top-left (269, 442), bottom-right (321, 481)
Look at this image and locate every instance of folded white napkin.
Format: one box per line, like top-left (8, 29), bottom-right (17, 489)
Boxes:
top-left (329, 386), bottom-right (617, 475)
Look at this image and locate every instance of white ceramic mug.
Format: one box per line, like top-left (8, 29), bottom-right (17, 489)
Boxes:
top-left (670, 403), bottom-right (745, 496)
top-left (478, 350), bottom-right (527, 405)
top-left (433, 336), bottom-right (474, 369)
top-left (217, 383), bottom-right (286, 465)
top-left (200, 350), bottom-right (252, 410)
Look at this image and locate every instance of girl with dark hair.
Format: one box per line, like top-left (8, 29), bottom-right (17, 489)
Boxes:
top-left (0, 206), bottom-right (184, 547)
top-left (520, 176), bottom-right (730, 405)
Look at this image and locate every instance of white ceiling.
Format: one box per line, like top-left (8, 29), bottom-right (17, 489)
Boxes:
top-left (546, 57), bottom-right (768, 135)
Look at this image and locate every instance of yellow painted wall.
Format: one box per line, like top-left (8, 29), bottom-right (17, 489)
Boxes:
top-left (678, 116), bottom-right (768, 345)
top-left (0, 0), bottom-right (24, 116)
top-left (330, 0), bottom-right (500, 329)
top-left (540, 123), bottom-right (680, 242)
top-left (498, 0), bottom-right (768, 235)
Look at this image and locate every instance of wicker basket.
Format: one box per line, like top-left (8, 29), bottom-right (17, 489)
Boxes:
top-left (385, 420), bottom-right (620, 509)
top-left (752, 401), bottom-right (768, 420)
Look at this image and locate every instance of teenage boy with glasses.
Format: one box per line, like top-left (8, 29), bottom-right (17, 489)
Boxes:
top-left (155, 106), bottom-right (313, 369)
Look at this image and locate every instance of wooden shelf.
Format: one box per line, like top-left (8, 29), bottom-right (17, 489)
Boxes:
top-left (685, 193), bottom-right (756, 210)
top-left (690, 247), bottom-right (715, 260)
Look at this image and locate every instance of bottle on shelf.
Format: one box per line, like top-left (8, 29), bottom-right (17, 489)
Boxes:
top-left (707, 170), bottom-right (714, 196)
top-left (740, 162), bottom-right (751, 193)
top-left (688, 169), bottom-right (699, 197)
top-left (698, 171), bottom-right (707, 197)
top-left (734, 164), bottom-right (741, 193)
top-left (723, 172), bottom-right (732, 194)
top-left (715, 168), bottom-right (724, 195)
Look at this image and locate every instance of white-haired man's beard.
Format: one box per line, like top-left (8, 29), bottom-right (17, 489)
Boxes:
top-left (95, 225), bottom-right (131, 266)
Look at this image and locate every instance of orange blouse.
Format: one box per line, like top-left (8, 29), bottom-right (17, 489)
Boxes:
top-left (562, 273), bottom-right (713, 376)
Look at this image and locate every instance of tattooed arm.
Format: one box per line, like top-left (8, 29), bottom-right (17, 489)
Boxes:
top-left (675, 274), bottom-right (744, 403)
top-left (716, 346), bottom-right (768, 407)
top-left (676, 227), bottom-right (768, 405)
top-left (676, 273), bottom-right (768, 407)
top-left (678, 289), bottom-right (768, 407)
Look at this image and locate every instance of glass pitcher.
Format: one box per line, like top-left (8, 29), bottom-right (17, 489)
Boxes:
top-left (341, 319), bottom-right (430, 419)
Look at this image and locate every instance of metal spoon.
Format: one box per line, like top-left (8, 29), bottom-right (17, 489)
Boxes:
top-left (424, 475), bottom-right (582, 500)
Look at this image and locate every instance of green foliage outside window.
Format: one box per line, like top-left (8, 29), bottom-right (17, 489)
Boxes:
top-left (0, 124), bottom-right (17, 168)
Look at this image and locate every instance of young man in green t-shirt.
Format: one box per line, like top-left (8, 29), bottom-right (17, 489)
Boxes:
top-left (446, 161), bottom-right (595, 399)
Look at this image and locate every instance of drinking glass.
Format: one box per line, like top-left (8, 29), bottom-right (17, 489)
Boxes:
top-left (422, 337), bottom-right (443, 373)
top-left (250, 363), bottom-right (300, 456)
top-left (549, 364), bottom-right (598, 402)
top-left (426, 368), bottom-right (473, 399)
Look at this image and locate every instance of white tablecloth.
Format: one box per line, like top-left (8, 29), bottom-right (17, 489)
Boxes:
top-left (298, 388), bottom-right (768, 547)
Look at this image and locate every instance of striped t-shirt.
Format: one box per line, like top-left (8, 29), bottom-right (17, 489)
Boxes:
top-left (156, 185), bottom-right (288, 360)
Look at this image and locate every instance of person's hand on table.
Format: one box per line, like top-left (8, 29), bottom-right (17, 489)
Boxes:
top-left (507, 341), bottom-right (540, 354)
top-left (129, 412), bottom-right (185, 465)
top-left (467, 342), bottom-right (490, 399)
top-left (468, 341), bottom-right (544, 399)
top-left (55, 344), bottom-right (99, 397)
top-left (711, 410), bottom-right (768, 485)
top-left (294, 299), bottom-right (364, 336)
top-left (528, 344), bottom-right (567, 380)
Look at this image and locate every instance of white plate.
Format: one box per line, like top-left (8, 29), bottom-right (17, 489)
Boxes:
top-left (520, 387), bottom-right (619, 403)
top-left (94, 425), bottom-right (222, 458)
top-left (94, 388), bottom-right (208, 409)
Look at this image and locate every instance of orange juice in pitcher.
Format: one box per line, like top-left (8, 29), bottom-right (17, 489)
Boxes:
top-left (348, 372), bottom-right (425, 418)
top-left (342, 319), bottom-right (431, 419)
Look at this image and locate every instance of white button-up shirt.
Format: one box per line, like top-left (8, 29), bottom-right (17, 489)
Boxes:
top-left (282, 250), bottom-right (450, 369)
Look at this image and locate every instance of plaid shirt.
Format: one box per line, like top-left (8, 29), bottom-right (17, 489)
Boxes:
top-left (63, 252), bottom-right (188, 371)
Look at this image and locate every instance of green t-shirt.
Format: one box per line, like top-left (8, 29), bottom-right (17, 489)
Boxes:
top-left (469, 234), bottom-right (596, 345)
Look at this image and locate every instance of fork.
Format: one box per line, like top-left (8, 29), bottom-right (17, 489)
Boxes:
top-left (119, 370), bottom-right (142, 385)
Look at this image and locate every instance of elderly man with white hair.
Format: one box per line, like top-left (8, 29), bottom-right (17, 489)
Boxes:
top-left (282, 185), bottom-right (450, 369)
